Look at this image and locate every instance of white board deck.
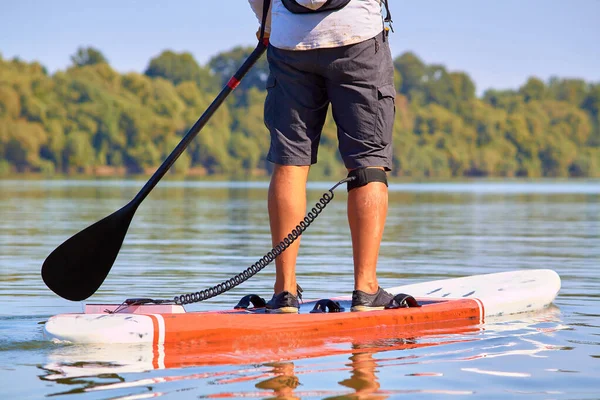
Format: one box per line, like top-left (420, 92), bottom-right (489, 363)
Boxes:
top-left (387, 269), bottom-right (561, 317)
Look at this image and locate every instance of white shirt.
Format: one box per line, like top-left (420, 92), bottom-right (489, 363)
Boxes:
top-left (248, 0), bottom-right (385, 50)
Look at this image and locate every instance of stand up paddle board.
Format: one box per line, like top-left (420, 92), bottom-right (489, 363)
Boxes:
top-left (44, 269), bottom-right (560, 345)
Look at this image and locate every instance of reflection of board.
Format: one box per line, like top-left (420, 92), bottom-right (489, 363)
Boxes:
top-left (44, 269), bottom-right (560, 345)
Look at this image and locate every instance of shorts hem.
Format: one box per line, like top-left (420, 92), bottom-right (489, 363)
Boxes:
top-left (343, 157), bottom-right (392, 172)
top-left (267, 154), bottom-right (316, 166)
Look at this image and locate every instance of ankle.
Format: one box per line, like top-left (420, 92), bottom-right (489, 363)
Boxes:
top-left (354, 282), bottom-right (379, 294)
top-left (274, 284), bottom-right (297, 296)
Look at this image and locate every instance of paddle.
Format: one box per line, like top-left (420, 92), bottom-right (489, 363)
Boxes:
top-left (42, 41), bottom-right (268, 301)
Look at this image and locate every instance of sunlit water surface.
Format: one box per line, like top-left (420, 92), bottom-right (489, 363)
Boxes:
top-left (0, 179), bottom-right (598, 399)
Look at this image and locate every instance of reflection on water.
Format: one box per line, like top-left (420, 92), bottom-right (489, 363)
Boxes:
top-left (1, 179), bottom-right (599, 399)
top-left (36, 308), bottom-right (568, 398)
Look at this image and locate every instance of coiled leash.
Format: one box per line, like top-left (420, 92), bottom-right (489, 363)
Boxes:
top-left (109, 167), bottom-right (392, 311)
top-left (173, 177), bottom-right (353, 305)
top-left (108, 169), bottom-right (395, 312)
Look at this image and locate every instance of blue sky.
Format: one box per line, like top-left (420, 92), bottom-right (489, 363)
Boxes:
top-left (1, 0), bottom-right (598, 95)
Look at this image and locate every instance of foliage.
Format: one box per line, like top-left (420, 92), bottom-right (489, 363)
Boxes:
top-left (71, 47), bottom-right (109, 67)
top-left (144, 51), bottom-right (218, 94)
top-left (0, 46), bottom-right (598, 178)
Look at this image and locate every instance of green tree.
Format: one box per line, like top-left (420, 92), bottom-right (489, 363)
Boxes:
top-left (483, 89), bottom-right (523, 113)
top-left (394, 52), bottom-right (426, 102)
top-left (548, 78), bottom-right (588, 106)
top-left (582, 84), bottom-right (600, 118)
top-left (519, 77), bottom-right (546, 102)
top-left (0, 85), bottom-right (21, 118)
top-left (63, 131), bottom-right (95, 172)
top-left (145, 51), bottom-right (218, 93)
top-left (2, 120), bottom-right (48, 171)
top-left (450, 72), bottom-right (476, 103)
top-left (71, 47), bottom-right (109, 67)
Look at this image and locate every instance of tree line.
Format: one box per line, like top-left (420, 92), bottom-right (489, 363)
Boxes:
top-left (1, 46), bottom-right (598, 178)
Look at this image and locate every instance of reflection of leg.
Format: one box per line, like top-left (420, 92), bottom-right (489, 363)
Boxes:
top-left (256, 362), bottom-right (300, 399)
top-left (348, 177), bottom-right (388, 294)
top-left (268, 164), bottom-right (310, 295)
top-left (338, 352), bottom-right (385, 399)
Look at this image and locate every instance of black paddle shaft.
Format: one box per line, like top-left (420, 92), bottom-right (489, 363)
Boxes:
top-left (136, 42), bottom-right (267, 204)
top-left (42, 42), bottom-right (268, 301)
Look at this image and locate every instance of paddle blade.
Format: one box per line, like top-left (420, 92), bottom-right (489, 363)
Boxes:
top-left (42, 203), bottom-right (137, 301)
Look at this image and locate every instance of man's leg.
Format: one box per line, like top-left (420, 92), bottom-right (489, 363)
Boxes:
top-left (347, 169), bottom-right (388, 294)
top-left (268, 164), bottom-right (310, 295)
top-left (263, 46), bottom-right (327, 309)
top-left (322, 32), bottom-right (395, 298)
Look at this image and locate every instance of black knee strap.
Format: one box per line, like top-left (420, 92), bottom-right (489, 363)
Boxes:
top-left (347, 168), bottom-right (388, 192)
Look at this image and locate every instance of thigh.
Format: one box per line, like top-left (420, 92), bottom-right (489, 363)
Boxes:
top-left (265, 46), bottom-right (329, 166)
top-left (324, 32), bottom-right (395, 170)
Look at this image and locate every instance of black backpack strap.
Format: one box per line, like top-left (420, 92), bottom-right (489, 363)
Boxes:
top-left (382, 0), bottom-right (393, 32)
top-left (258, 0), bottom-right (272, 44)
top-left (380, 0), bottom-right (393, 42)
top-left (282, 0), bottom-right (351, 14)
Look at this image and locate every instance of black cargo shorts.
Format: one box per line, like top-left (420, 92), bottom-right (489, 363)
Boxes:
top-left (264, 31), bottom-right (395, 171)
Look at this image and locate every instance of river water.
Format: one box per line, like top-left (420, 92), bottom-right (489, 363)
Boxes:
top-left (0, 179), bottom-right (598, 399)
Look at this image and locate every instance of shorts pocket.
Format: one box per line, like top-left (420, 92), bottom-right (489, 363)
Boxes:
top-left (266, 74), bottom-right (277, 90)
top-left (264, 75), bottom-right (278, 132)
top-left (378, 84), bottom-right (396, 100)
top-left (375, 84), bottom-right (396, 145)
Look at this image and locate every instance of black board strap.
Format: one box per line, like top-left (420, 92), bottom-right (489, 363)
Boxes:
top-left (234, 294), bottom-right (267, 309)
top-left (385, 293), bottom-right (421, 309)
top-left (310, 299), bottom-right (345, 313)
